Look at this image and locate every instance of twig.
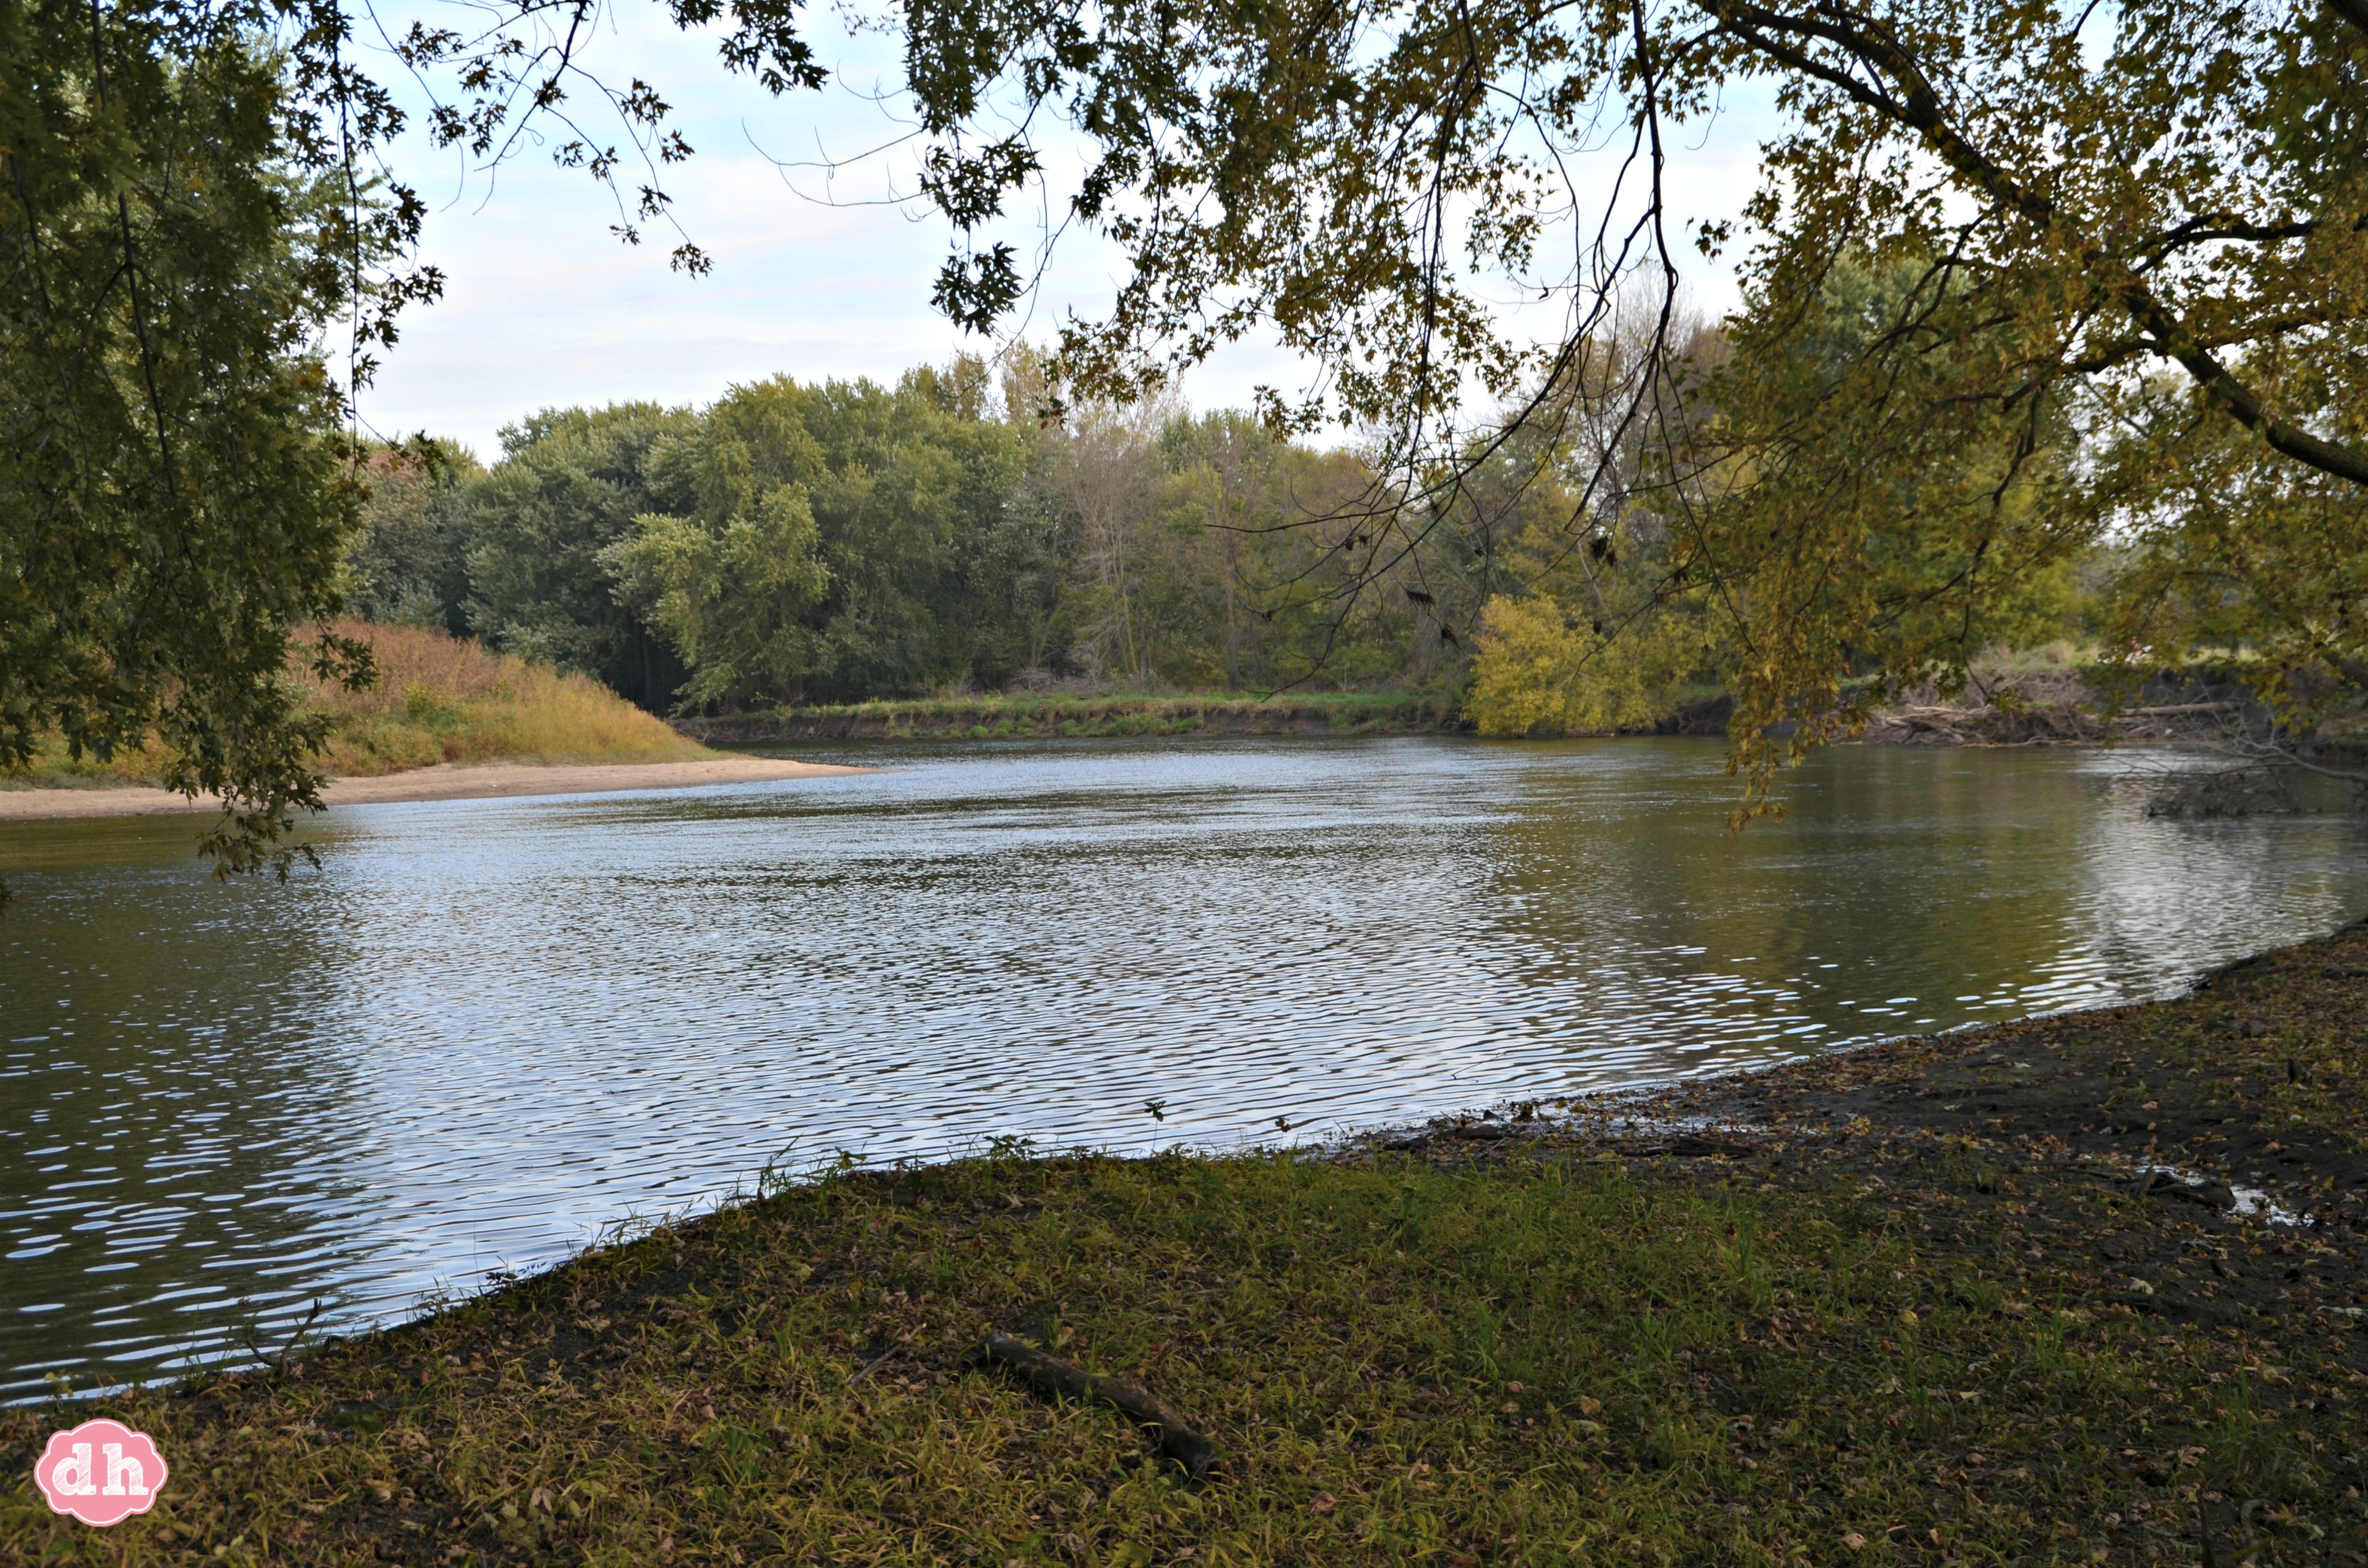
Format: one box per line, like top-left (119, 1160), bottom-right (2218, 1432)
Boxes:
top-left (846, 1346), bottom-right (900, 1387)
top-left (279, 1298), bottom-right (327, 1374)
top-left (979, 1331), bottom-right (1214, 1478)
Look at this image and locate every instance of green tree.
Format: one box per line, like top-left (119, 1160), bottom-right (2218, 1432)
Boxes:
top-left (793, 361), bottom-right (1032, 698)
top-left (602, 362), bottom-right (1036, 707)
top-left (961, 449), bottom-right (1083, 688)
top-left (0, 4), bottom-right (383, 878)
top-left (1014, 397), bottom-right (1418, 693)
top-left (602, 444), bottom-right (832, 711)
top-left (1154, 411), bottom-right (1413, 692)
top-left (3, 0), bottom-right (829, 880)
top-left (343, 441), bottom-right (482, 634)
top-left (465, 403), bottom-right (696, 710)
top-left (1039, 398), bottom-right (1196, 687)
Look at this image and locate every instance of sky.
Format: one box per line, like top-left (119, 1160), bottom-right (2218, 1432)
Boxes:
top-left (355, 3), bottom-right (1779, 461)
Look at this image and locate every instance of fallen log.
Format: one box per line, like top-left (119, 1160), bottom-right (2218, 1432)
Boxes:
top-left (1636, 1135), bottom-right (1756, 1158)
top-left (2136, 1170), bottom-right (2234, 1210)
top-left (2127, 702), bottom-right (2237, 718)
top-left (979, 1332), bottom-right (1215, 1478)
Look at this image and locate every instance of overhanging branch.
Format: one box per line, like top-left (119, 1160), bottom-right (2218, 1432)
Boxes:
top-left (1707, 0), bottom-right (2368, 490)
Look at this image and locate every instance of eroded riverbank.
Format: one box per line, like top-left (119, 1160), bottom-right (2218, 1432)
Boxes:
top-left (6, 924), bottom-right (2363, 1565)
top-left (677, 692), bottom-right (1468, 743)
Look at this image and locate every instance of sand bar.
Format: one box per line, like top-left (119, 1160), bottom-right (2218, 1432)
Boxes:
top-left (0, 757), bottom-right (869, 821)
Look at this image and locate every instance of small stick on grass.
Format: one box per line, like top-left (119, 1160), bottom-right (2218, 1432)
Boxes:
top-left (979, 1331), bottom-right (1214, 1478)
top-left (846, 1345), bottom-right (899, 1387)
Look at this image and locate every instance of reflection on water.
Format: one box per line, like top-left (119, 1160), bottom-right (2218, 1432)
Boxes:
top-left (2, 737), bottom-right (2362, 1396)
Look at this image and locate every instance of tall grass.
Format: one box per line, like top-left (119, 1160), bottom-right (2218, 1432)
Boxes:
top-left (299, 621), bottom-right (708, 775)
top-left (3, 623), bottom-right (707, 789)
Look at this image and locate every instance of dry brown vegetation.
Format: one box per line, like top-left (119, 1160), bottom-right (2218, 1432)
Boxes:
top-left (296, 622), bottom-right (709, 776)
top-left (3, 623), bottom-right (710, 791)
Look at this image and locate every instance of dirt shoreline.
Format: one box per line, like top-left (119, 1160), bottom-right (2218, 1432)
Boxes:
top-left (0, 757), bottom-right (870, 821)
top-left (1375, 922), bottom-right (2368, 1275)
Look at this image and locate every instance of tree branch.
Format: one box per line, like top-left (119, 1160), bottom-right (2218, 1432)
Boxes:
top-left (1708, 0), bottom-right (2368, 489)
top-left (2138, 213), bottom-right (2320, 262)
top-left (86, 0), bottom-right (176, 496)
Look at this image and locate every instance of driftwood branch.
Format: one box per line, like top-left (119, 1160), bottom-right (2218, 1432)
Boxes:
top-left (1642, 1135), bottom-right (1755, 1158)
top-left (979, 1331), bottom-right (1215, 1477)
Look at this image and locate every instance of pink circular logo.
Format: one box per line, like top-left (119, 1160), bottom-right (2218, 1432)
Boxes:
top-left (33, 1418), bottom-right (169, 1526)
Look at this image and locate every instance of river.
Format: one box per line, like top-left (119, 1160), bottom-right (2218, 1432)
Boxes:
top-left (2, 736), bottom-right (2362, 1398)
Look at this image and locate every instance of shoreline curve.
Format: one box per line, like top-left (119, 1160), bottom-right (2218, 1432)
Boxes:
top-left (0, 757), bottom-right (871, 821)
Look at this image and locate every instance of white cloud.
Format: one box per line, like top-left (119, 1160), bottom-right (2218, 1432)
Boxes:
top-left (355, 4), bottom-right (1775, 459)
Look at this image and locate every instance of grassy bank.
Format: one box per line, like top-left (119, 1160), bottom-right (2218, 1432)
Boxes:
top-left (5, 937), bottom-right (2366, 1565)
top-left (296, 623), bottom-right (710, 775)
top-left (4, 624), bottom-right (711, 790)
top-left (678, 691), bottom-right (1467, 745)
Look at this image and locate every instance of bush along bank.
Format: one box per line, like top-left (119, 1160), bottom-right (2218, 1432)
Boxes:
top-left (4, 931), bottom-right (2366, 1565)
top-left (678, 691), bottom-right (1470, 744)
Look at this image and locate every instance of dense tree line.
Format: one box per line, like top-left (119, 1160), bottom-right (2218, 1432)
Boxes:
top-left (351, 306), bottom-right (2123, 730)
top-left (345, 359), bottom-right (1465, 711)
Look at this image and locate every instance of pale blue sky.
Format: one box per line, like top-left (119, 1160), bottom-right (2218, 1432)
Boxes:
top-left (355, 4), bottom-right (1778, 459)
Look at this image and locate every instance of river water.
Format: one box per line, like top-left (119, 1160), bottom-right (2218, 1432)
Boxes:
top-left (2, 737), bottom-right (2363, 1397)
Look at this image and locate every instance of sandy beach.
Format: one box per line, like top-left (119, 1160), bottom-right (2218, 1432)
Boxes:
top-left (0, 756), bottom-right (869, 821)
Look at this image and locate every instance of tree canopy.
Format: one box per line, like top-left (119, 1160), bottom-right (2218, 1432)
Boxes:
top-left (885, 0), bottom-right (2368, 795)
top-left (344, 362), bottom-right (1452, 710)
top-left (0, 0), bottom-right (821, 879)
top-left (0, 0), bottom-right (391, 875)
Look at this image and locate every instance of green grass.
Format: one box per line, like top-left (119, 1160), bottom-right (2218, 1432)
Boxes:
top-left (4, 1141), bottom-right (2357, 1563)
top-left (690, 691), bottom-right (1466, 742)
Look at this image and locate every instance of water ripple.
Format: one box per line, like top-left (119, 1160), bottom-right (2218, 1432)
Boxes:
top-left (2, 737), bottom-right (2363, 1397)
